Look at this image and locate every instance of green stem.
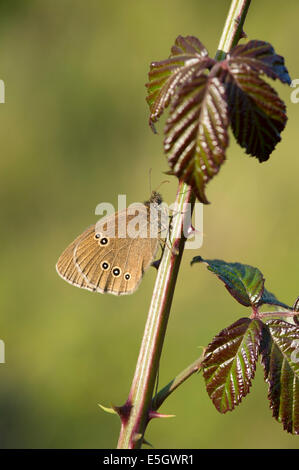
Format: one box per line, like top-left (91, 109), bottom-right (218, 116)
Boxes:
top-left (215, 0), bottom-right (251, 61)
top-left (117, 182), bottom-right (195, 449)
top-left (255, 310), bottom-right (297, 319)
top-left (148, 0), bottom-right (253, 422)
top-left (116, 0), bottom-right (252, 449)
top-left (152, 352), bottom-right (205, 412)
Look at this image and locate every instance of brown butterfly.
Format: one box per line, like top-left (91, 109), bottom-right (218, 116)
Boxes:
top-left (56, 191), bottom-right (166, 295)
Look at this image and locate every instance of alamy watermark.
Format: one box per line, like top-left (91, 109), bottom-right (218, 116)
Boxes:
top-left (290, 79), bottom-right (299, 103)
top-left (0, 80), bottom-right (5, 103)
top-left (0, 340), bottom-right (5, 363)
top-left (95, 195), bottom-right (203, 250)
top-left (291, 338), bottom-right (299, 363)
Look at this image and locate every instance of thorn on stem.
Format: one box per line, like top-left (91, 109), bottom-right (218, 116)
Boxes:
top-left (113, 401), bottom-right (132, 425)
top-left (185, 223), bottom-right (202, 239)
top-left (98, 404), bottom-right (118, 415)
top-left (171, 240), bottom-right (180, 256)
top-left (142, 437), bottom-right (154, 448)
top-left (234, 15), bottom-right (247, 39)
top-left (132, 432), bottom-right (143, 443)
top-left (148, 410), bottom-right (176, 420)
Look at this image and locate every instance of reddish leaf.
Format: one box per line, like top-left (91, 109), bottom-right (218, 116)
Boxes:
top-left (146, 35), bottom-right (215, 129)
top-left (223, 64), bottom-right (287, 161)
top-left (146, 36), bottom-right (290, 203)
top-left (203, 318), bottom-right (263, 413)
top-left (293, 297), bottom-right (299, 326)
top-left (229, 40), bottom-right (291, 85)
top-left (260, 320), bottom-right (299, 434)
top-left (260, 288), bottom-right (291, 310)
top-left (164, 76), bottom-right (229, 203)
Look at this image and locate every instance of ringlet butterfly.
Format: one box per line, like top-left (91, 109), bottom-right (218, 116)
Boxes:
top-left (56, 191), bottom-right (167, 295)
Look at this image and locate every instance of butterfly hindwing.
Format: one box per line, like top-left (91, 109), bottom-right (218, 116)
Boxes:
top-left (56, 202), bottom-right (161, 295)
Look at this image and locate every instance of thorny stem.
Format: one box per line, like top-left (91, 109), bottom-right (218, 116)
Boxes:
top-left (152, 352), bottom-right (206, 413)
top-left (116, 0), bottom-right (252, 449)
top-left (117, 182), bottom-right (195, 449)
top-left (215, 0), bottom-right (251, 61)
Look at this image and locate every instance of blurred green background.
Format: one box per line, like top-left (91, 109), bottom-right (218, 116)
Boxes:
top-left (0, 0), bottom-right (298, 449)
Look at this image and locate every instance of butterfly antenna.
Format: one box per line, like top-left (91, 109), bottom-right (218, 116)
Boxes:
top-left (154, 179), bottom-right (170, 193)
top-left (148, 168), bottom-right (152, 195)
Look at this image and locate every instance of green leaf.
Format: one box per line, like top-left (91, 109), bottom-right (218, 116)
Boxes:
top-left (223, 64), bottom-right (287, 161)
top-left (260, 289), bottom-right (291, 311)
top-left (192, 257), bottom-right (292, 310)
top-left (229, 40), bottom-right (291, 85)
top-left (203, 318), bottom-right (263, 413)
top-left (260, 320), bottom-right (299, 434)
top-left (191, 257), bottom-right (264, 306)
top-left (146, 35), bottom-right (215, 129)
top-left (165, 76), bottom-right (229, 204)
top-left (293, 297), bottom-right (299, 326)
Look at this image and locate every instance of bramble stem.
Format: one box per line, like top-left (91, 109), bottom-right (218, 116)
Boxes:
top-left (256, 310), bottom-right (297, 319)
top-left (152, 352), bottom-right (206, 412)
top-left (116, 0), bottom-right (252, 449)
top-left (215, 0), bottom-right (251, 61)
top-left (117, 182), bottom-right (194, 449)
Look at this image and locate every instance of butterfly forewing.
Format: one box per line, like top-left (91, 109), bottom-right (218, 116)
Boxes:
top-left (56, 199), bottom-right (162, 295)
top-left (56, 226), bottom-right (96, 291)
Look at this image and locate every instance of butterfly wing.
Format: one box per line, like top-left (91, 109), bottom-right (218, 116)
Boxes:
top-left (56, 205), bottom-right (160, 295)
top-left (56, 225), bottom-right (96, 291)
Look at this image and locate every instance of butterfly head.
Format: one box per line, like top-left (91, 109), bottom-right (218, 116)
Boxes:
top-left (145, 191), bottom-right (163, 207)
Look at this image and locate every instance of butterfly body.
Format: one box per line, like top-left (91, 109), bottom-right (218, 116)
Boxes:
top-left (56, 192), bottom-right (165, 295)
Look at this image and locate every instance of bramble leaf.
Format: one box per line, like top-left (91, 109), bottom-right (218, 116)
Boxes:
top-left (146, 36), bottom-right (290, 203)
top-left (203, 318), bottom-right (263, 413)
top-left (260, 289), bottom-right (291, 311)
top-left (228, 40), bottom-right (291, 85)
top-left (192, 257), bottom-right (291, 310)
top-left (165, 76), bottom-right (229, 203)
top-left (260, 320), bottom-right (299, 434)
top-left (191, 257), bottom-right (264, 306)
top-left (293, 297), bottom-right (299, 326)
top-left (146, 35), bottom-right (215, 129)
top-left (223, 65), bottom-right (287, 161)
